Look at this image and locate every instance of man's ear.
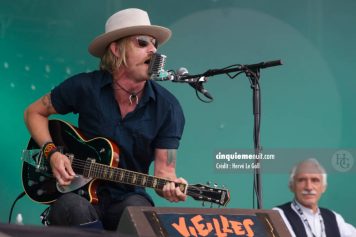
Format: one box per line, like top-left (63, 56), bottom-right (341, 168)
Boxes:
top-left (289, 183), bottom-right (294, 193)
top-left (109, 42), bottom-right (120, 57)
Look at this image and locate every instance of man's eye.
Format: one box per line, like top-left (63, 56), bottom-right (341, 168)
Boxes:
top-left (137, 39), bottom-right (149, 47)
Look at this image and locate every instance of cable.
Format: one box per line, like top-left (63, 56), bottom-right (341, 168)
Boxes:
top-left (8, 191), bottom-right (26, 224)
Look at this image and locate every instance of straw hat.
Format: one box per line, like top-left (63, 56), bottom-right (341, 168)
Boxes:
top-left (88, 8), bottom-right (172, 57)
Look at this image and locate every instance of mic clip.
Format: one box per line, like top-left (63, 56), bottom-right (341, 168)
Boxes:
top-left (173, 75), bottom-right (208, 84)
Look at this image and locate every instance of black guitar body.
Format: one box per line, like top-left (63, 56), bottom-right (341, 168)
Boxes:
top-left (21, 119), bottom-right (117, 204)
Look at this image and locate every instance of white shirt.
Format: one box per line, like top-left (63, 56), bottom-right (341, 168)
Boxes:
top-left (273, 201), bottom-right (356, 237)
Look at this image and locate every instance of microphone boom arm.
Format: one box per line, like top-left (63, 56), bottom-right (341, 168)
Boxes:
top-left (175, 59), bottom-right (282, 82)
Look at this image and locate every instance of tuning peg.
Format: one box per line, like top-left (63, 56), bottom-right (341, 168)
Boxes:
top-left (202, 201), bottom-right (205, 207)
top-left (206, 181), bottom-right (211, 186)
top-left (213, 182), bottom-right (218, 188)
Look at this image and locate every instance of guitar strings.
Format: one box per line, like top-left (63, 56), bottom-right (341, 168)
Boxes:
top-left (47, 158), bottom-right (221, 202)
top-left (69, 158), bottom-right (169, 188)
top-left (71, 159), bottom-right (220, 192)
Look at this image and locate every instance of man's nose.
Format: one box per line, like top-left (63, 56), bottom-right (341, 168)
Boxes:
top-left (305, 180), bottom-right (313, 189)
top-left (148, 43), bottom-right (157, 54)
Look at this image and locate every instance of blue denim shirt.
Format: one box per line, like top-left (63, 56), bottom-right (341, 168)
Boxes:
top-left (51, 70), bottom-right (185, 203)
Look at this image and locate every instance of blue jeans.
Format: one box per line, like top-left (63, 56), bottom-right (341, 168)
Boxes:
top-left (46, 192), bottom-right (152, 231)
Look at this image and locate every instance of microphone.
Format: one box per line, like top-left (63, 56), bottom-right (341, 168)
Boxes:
top-left (148, 53), bottom-right (174, 81)
top-left (177, 68), bottom-right (213, 100)
top-left (148, 53), bottom-right (213, 100)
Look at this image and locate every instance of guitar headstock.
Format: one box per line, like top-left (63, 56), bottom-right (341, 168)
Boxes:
top-left (187, 183), bottom-right (230, 207)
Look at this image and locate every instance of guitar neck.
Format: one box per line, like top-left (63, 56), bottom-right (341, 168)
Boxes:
top-left (84, 160), bottom-right (187, 193)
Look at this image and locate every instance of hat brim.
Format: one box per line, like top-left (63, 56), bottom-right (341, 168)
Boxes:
top-left (88, 25), bottom-right (171, 57)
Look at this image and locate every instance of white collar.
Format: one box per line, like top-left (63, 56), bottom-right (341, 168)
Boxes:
top-left (294, 199), bottom-right (320, 216)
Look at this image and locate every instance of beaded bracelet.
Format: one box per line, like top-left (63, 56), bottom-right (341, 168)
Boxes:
top-left (42, 142), bottom-right (58, 161)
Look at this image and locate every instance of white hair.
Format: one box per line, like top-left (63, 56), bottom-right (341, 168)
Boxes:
top-left (288, 158), bottom-right (327, 188)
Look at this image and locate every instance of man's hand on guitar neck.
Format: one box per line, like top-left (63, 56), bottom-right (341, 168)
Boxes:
top-left (162, 177), bottom-right (188, 202)
top-left (50, 152), bottom-right (76, 186)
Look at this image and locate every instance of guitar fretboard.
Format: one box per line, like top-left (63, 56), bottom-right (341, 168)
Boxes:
top-left (81, 159), bottom-right (186, 192)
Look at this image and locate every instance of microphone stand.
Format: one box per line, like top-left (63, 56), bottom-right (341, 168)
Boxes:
top-left (175, 60), bottom-right (282, 209)
top-left (247, 68), bottom-right (263, 209)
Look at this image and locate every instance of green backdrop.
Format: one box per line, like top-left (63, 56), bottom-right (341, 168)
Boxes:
top-left (1, 0), bottom-right (355, 227)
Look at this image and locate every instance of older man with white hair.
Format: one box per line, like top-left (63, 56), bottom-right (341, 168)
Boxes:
top-left (274, 158), bottom-right (356, 237)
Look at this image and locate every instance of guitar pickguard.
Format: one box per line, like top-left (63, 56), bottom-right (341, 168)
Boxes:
top-left (56, 175), bottom-right (93, 193)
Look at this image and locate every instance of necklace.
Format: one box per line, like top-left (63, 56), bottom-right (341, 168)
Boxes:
top-left (292, 200), bottom-right (325, 237)
top-left (113, 81), bottom-right (145, 105)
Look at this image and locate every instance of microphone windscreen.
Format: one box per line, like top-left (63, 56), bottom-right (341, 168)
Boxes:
top-left (148, 53), bottom-right (167, 77)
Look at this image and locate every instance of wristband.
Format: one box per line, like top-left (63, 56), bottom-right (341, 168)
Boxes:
top-left (42, 142), bottom-right (58, 160)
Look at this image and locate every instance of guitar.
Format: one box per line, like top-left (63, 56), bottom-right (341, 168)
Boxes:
top-left (22, 119), bottom-right (230, 206)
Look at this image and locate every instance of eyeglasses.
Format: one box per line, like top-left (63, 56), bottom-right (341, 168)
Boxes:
top-left (133, 36), bottom-right (158, 49)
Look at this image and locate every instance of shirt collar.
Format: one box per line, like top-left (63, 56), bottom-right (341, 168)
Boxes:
top-left (132, 80), bottom-right (155, 111)
top-left (101, 70), bottom-right (114, 87)
top-left (294, 199), bottom-right (320, 216)
top-left (100, 70), bottom-right (156, 103)
top-left (143, 80), bottom-right (156, 101)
